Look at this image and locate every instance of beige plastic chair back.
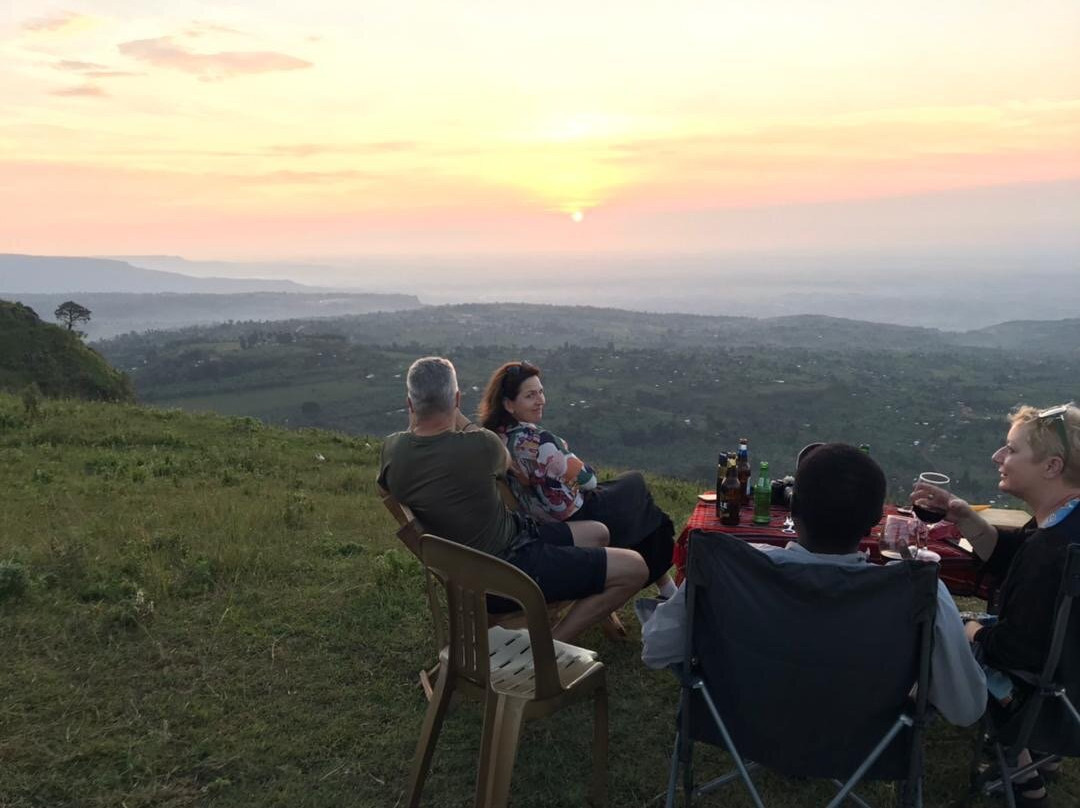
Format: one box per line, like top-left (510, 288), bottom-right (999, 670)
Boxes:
top-left (378, 485), bottom-right (424, 559)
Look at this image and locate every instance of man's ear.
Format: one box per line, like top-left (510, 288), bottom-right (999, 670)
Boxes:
top-left (406, 397), bottom-right (414, 413)
top-left (454, 390), bottom-right (462, 408)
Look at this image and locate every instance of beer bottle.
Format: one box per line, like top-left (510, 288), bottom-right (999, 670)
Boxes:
top-left (721, 458), bottom-right (742, 526)
top-left (736, 438), bottom-right (751, 505)
top-left (753, 461), bottom-right (771, 525)
top-left (715, 452), bottom-right (727, 518)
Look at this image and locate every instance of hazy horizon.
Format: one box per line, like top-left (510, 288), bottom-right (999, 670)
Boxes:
top-left (7, 238), bottom-right (1075, 332)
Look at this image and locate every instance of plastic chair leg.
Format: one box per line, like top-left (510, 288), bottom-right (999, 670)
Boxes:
top-left (600, 612), bottom-right (627, 639)
top-left (590, 683), bottom-right (609, 806)
top-left (474, 692), bottom-right (502, 807)
top-left (405, 665), bottom-right (455, 808)
top-left (477, 696), bottom-right (526, 808)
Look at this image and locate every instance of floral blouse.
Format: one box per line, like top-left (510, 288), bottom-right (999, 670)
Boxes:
top-left (502, 422), bottom-right (597, 522)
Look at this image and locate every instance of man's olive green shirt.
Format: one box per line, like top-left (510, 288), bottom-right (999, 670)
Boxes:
top-left (379, 428), bottom-right (517, 557)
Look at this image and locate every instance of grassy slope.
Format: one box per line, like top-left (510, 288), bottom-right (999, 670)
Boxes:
top-left (0, 300), bottom-right (133, 401)
top-left (0, 395), bottom-right (1074, 807)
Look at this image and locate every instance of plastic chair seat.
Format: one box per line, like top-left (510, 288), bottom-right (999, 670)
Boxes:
top-left (441, 625), bottom-right (603, 699)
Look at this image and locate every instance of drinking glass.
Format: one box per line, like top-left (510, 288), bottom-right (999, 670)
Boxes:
top-left (913, 471), bottom-right (950, 552)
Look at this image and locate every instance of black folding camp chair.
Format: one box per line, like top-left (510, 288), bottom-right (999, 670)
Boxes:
top-left (970, 543), bottom-right (1080, 807)
top-left (666, 531), bottom-right (939, 807)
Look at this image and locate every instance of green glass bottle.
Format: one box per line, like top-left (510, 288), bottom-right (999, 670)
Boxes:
top-left (753, 461), bottom-right (772, 525)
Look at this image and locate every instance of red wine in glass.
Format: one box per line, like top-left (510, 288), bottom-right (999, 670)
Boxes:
top-left (912, 503), bottom-right (947, 524)
top-left (914, 471), bottom-right (951, 554)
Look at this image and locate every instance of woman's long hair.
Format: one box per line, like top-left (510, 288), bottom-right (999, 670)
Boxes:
top-left (477, 361), bottom-right (541, 431)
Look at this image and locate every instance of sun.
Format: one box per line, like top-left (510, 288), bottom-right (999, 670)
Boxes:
top-left (570, 211), bottom-right (584, 223)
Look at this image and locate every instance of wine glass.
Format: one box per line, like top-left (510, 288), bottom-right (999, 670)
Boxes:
top-left (913, 471), bottom-right (950, 555)
top-left (781, 515), bottom-right (796, 535)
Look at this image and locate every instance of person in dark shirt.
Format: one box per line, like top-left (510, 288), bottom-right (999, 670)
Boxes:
top-left (912, 403), bottom-right (1080, 806)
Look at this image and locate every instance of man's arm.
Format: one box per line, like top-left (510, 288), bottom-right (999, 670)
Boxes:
top-left (641, 585), bottom-right (688, 669)
top-left (454, 409), bottom-right (482, 433)
top-left (929, 582), bottom-right (987, 726)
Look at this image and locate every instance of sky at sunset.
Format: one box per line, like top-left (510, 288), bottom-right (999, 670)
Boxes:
top-left (2, 1), bottom-right (1079, 262)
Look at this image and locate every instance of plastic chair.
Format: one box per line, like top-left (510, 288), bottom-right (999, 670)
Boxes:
top-left (406, 532), bottom-right (608, 808)
top-left (970, 543), bottom-right (1080, 806)
top-left (666, 531), bottom-right (938, 807)
top-left (378, 486), bottom-right (624, 693)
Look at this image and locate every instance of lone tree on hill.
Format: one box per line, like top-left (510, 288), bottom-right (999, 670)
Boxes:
top-left (54, 301), bottom-right (92, 333)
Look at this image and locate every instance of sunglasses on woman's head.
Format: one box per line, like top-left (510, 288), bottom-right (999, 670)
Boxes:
top-left (505, 360), bottom-right (537, 378)
top-left (1037, 403), bottom-right (1074, 464)
top-left (502, 361), bottom-right (538, 395)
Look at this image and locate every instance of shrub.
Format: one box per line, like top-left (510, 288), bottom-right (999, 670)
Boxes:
top-left (230, 415), bottom-right (262, 433)
top-left (178, 556), bottom-right (216, 597)
top-left (21, 383), bottom-right (41, 418)
top-left (283, 491), bottom-right (314, 529)
top-left (0, 560), bottom-right (29, 601)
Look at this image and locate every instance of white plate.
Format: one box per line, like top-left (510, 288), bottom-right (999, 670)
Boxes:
top-left (881, 547), bottom-right (941, 562)
top-left (697, 492), bottom-right (717, 503)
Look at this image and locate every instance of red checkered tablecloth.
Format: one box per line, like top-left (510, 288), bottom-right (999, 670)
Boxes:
top-left (674, 497), bottom-right (996, 599)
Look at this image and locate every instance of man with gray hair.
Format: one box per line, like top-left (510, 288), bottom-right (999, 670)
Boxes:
top-left (379, 356), bottom-right (648, 642)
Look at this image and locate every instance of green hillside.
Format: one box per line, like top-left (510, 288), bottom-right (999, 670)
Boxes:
top-left (0, 299), bottom-right (134, 401)
top-left (2, 394), bottom-right (1073, 806)
top-left (95, 309), bottom-right (1080, 504)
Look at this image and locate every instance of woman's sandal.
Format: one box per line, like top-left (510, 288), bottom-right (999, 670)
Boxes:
top-left (1033, 751), bottom-right (1063, 783)
top-left (1011, 771), bottom-right (1051, 808)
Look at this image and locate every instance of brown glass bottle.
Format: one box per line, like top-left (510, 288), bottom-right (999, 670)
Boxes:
top-left (721, 458), bottom-right (742, 526)
top-left (715, 452), bottom-right (727, 518)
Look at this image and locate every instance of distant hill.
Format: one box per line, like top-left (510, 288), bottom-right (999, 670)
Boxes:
top-left (953, 318), bottom-right (1080, 354)
top-left (154, 303), bottom-right (1064, 355)
top-left (0, 300), bottom-right (133, 401)
top-left (11, 291), bottom-right (424, 340)
top-left (102, 255), bottom-right (343, 287)
top-left (0, 254), bottom-right (324, 294)
top-left (222, 302), bottom-right (956, 353)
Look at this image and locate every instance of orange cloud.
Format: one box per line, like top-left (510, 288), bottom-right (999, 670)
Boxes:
top-left (265, 142), bottom-right (417, 157)
top-left (53, 60), bottom-right (140, 79)
top-left (117, 36), bottom-right (312, 80)
top-left (54, 59), bottom-right (107, 71)
top-left (183, 22), bottom-right (248, 38)
top-left (84, 70), bottom-right (141, 78)
top-left (22, 11), bottom-right (91, 33)
top-left (50, 85), bottom-right (108, 98)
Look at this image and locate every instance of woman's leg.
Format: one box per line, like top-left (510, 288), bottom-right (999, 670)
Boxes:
top-left (1014, 749), bottom-right (1048, 802)
top-left (567, 519), bottom-right (609, 548)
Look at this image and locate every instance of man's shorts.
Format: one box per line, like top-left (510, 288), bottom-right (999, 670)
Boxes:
top-left (490, 521), bottom-right (608, 612)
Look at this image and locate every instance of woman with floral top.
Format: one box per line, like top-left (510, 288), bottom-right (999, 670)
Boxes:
top-left (478, 360), bottom-right (677, 597)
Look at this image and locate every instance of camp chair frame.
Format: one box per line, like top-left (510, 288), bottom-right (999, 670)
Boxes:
top-left (970, 543), bottom-right (1080, 807)
top-left (406, 533), bottom-right (608, 808)
top-left (666, 532), bottom-right (937, 808)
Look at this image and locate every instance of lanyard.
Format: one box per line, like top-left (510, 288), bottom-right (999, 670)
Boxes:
top-left (1043, 498), bottom-right (1080, 529)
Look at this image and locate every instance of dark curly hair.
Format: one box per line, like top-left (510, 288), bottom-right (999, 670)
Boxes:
top-left (477, 361), bottom-right (541, 431)
top-left (792, 443), bottom-right (885, 553)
